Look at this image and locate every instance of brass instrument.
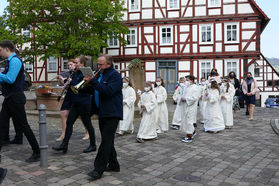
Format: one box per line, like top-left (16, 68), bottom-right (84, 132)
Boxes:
top-left (57, 71), bottom-right (74, 102)
top-left (70, 69), bottom-right (100, 94)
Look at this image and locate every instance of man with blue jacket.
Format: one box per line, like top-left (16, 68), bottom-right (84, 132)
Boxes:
top-left (0, 40), bottom-right (40, 162)
top-left (84, 54), bottom-right (123, 181)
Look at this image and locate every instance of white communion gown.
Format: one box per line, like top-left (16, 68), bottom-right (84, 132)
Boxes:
top-left (203, 89), bottom-right (225, 132)
top-left (153, 85), bottom-right (169, 132)
top-left (137, 91), bottom-right (158, 139)
top-left (220, 84), bottom-right (235, 127)
top-left (119, 86), bottom-right (136, 131)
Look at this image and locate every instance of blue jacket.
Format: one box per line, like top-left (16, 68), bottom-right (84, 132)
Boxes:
top-left (69, 70), bottom-right (91, 104)
top-left (0, 53), bottom-right (25, 101)
top-left (90, 66), bottom-right (123, 119)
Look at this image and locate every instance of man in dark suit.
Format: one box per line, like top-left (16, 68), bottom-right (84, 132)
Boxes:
top-left (84, 54), bottom-right (123, 181)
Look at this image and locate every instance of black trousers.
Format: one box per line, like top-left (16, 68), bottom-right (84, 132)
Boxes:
top-left (2, 117), bottom-right (23, 142)
top-left (63, 104), bottom-right (96, 146)
top-left (0, 97), bottom-right (39, 153)
top-left (94, 117), bottom-right (119, 174)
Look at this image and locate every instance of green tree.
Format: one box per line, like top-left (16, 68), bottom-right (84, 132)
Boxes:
top-left (4, 0), bottom-right (128, 62)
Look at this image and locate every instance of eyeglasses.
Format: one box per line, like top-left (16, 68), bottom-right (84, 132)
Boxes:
top-left (97, 63), bottom-right (105, 66)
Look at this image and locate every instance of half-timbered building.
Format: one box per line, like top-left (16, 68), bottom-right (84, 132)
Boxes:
top-left (26, 0), bottom-right (279, 106)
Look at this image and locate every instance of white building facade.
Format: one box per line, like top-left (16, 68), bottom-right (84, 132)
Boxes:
top-left (27, 0), bottom-right (279, 106)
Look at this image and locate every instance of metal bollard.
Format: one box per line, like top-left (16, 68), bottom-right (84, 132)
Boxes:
top-left (38, 104), bottom-right (48, 168)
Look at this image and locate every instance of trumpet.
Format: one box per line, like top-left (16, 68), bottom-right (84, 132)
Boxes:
top-left (71, 69), bottom-right (100, 94)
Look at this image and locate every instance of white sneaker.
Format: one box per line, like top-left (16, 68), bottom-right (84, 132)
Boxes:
top-left (156, 129), bottom-right (163, 134)
top-left (181, 138), bottom-right (192, 143)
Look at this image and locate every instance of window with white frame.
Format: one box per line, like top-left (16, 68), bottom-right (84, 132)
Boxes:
top-left (126, 28), bottom-right (137, 46)
top-left (160, 27), bottom-right (172, 45)
top-left (24, 62), bottom-right (33, 72)
top-left (208, 0), bottom-right (221, 7)
top-left (200, 24), bottom-right (213, 44)
top-left (108, 35), bottom-right (119, 47)
top-left (48, 56), bottom-right (58, 71)
top-left (168, 0), bottom-right (179, 9)
top-left (129, 0), bottom-right (139, 12)
top-left (225, 23), bottom-right (239, 43)
top-left (226, 61), bottom-right (238, 76)
top-left (22, 26), bottom-right (31, 38)
top-left (200, 61), bottom-right (212, 79)
top-left (61, 58), bottom-right (69, 71)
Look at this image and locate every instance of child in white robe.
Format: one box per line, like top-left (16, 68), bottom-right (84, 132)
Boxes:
top-left (171, 77), bottom-right (185, 130)
top-left (180, 75), bottom-right (201, 143)
top-left (117, 77), bottom-right (136, 135)
top-left (153, 77), bottom-right (168, 133)
top-left (220, 77), bottom-right (235, 129)
top-left (136, 82), bottom-right (157, 143)
top-left (199, 77), bottom-right (207, 124)
top-left (203, 80), bottom-right (225, 133)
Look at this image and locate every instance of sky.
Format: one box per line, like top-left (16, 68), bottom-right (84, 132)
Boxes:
top-left (0, 0), bottom-right (278, 58)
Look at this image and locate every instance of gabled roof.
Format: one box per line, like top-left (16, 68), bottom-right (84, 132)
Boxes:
top-left (249, 0), bottom-right (270, 32)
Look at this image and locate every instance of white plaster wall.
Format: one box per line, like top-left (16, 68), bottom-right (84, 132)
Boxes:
top-left (246, 42), bottom-right (256, 51)
top-left (142, 10), bottom-right (153, 19)
top-left (144, 27), bottom-right (153, 33)
top-left (223, 4), bottom-right (235, 15)
top-left (200, 46), bottom-right (213, 53)
top-left (155, 9), bottom-right (164, 19)
top-left (108, 49), bottom-right (119, 56)
top-left (242, 31), bottom-right (255, 40)
top-left (195, 6), bottom-right (206, 16)
top-left (160, 47), bottom-right (173, 54)
top-left (192, 25), bottom-right (198, 42)
top-left (242, 22), bottom-right (256, 29)
top-left (125, 48), bottom-right (137, 55)
top-left (178, 72), bottom-right (190, 78)
top-left (193, 60), bottom-right (198, 77)
top-left (215, 60), bottom-right (223, 77)
top-left (142, 0), bottom-right (153, 8)
top-left (209, 9), bottom-right (221, 15)
top-left (130, 13), bottom-right (140, 20)
top-left (146, 72), bottom-right (156, 82)
top-left (215, 23), bottom-right (222, 41)
top-left (145, 61), bottom-right (156, 70)
top-left (185, 7), bottom-right (193, 17)
top-left (180, 25), bottom-right (190, 32)
top-left (225, 45), bottom-right (239, 52)
top-left (223, 0), bottom-right (235, 3)
top-left (193, 44), bottom-right (197, 53)
top-left (179, 61), bottom-right (191, 70)
top-left (195, 0), bottom-right (206, 5)
top-left (238, 3), bottom-right (254, 14)
top-left (216, 43), bottom-right (222, 52)
top-left (145, 35), bottom-right (154, 43)
top-left (168, 11), bottom-right (179, 18)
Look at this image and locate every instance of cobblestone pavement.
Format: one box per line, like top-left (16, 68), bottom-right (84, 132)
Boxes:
top-left (1, 100), bottom-right (279, 186)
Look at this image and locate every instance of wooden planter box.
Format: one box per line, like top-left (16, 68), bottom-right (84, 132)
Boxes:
top-left (35, 87), bottom-right (63, 111)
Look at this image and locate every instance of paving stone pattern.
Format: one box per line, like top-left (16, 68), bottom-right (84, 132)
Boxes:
top-left (1, 101), bottom-right (279, 185)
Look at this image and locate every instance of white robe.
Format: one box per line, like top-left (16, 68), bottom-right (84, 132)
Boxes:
top-left (180, 84), bottom-right (201, 134)
top-left (199, 85), bottom-right (207, 123)
top-left (172, 86), bottom-right (185, 126)
top-left (203, 89), bottom-right (225, 132)
top-left (220, 84), bottom-right (235, 127)
top-left (119, 86), bottom-right (136, 131)
top-left (153, 86), bottom-right (169, 131)
top-left (137, 91), bottom-right (157, 139)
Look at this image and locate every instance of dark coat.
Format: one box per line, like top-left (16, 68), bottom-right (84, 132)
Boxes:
top-left (90, 66), bottom-right (123, 119)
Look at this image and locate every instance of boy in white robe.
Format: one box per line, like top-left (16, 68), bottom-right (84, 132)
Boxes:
top-left (220, 77), bottom-right (235, 129)
top-left (199, 77), bottom-right (207, 124)
top-left (136, 82), bottom-right (157, 143)
top-left (153, 77), bottom-right (169, 133)
top-left (117, 77), bottom-right (136, 135)
top-left (181, 75), bottom-right (201, 143)
top-left (203, 80), bottom-right (225, 133)
top-left (171, 77), bottom-right (186, 130)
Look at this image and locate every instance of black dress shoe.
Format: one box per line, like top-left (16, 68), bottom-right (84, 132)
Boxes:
top-left (0, 168), bottom-right (7, 184)
top-left (83, 145), bottom-right (96, 153)
top-left (10, 138), bottom-right (23, 144)
top-left (2, 140), bottom-right (10, 146)
top-left (25, 152), bottom-right (40, 163)
top-left (88, 170), bottom-right (102, 180)
top-left (52, 142), bottom-right (68, 154)
top-left (105, 166), bottom-right (120, 172)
